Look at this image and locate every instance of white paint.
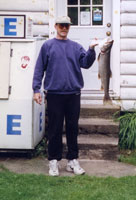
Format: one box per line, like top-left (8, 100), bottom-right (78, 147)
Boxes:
top-left (55, 0), bottom-right (67, 18)
top-left (121, 88), bottom-right (136, 100)
top-left (121, 51), bottom-right (136, 63)
top-left (121, 75), bottom-right (136, 87)
top-left (0, 100), bottom-right (33, 149)
top-left (0, 0), bottom-right (49, 12)
top-left (49, 0), bottom-right (57, 38)
top-left (0, 12), bottom-right (49, 25)
top-left (121, 100), bottom-right (136, 111)
top-left (0, 12), bottom-right (49, 37)
top-left (121, 39), bottom-right (136, 50)
top-left (0, 42), bottom-right (10, 99)
top-left (33, 25), bottom-right (49, 36)
top-left (121, 64), bottom-right (136, 75)
top-left (9, 41), bottom-right (35, 100)
top-left (112, 0), bottom-right (120, 97)
top-left (80, 99), bottom-right (136, 110)
top-left (121, 1), bottom-right (136, 13)
top-left (120, 0), bottom-right (136, 111)
top-left (0, 15), bottom-right (25, 38)
top-left (0, 39), bottom-right (46, 149)
top-left (121, 26), bottom-right (136, 38)
top-left (121, 13), bottom-right (136, 25)
top-left (32, 100), bottom-right (45, 148)
top-left (31, 13), bottom-right (49, 25)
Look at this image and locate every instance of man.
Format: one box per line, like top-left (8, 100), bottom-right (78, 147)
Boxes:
top-left (32, 16), bottom-right (98, 176)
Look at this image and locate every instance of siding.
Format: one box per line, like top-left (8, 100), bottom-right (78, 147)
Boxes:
top-left (0, 0), bottom-right (49, 37)
top-left (120, 0), bottom-right (136, 109)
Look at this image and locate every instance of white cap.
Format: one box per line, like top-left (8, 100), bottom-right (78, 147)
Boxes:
top-left (55, 16), bottom-right (72, 24)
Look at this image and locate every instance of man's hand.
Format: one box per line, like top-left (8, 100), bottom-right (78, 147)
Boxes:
top-left (90, 38), bottom-right (98, 49)
top-left (33, 93), bottom-right (42, 105)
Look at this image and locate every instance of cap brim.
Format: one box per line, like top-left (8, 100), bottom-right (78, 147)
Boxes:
top-left (55, 21), bottom-right (72, 24)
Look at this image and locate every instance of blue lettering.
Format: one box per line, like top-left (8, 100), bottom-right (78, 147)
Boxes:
top-left (7, 115), bottom-right (21, 135)
top-left (39, 112), bottom-right (42, 132)
top-left (4, 18), bottom-right (17, 36)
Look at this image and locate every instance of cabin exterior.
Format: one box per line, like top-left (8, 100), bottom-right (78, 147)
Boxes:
top-left (0, 0), bottom-right (136, 111)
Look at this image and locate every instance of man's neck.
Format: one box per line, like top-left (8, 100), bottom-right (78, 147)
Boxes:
top-left (56, 35), bottom-right (67, 40)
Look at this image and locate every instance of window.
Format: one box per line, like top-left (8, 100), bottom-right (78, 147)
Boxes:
top-left (67, 0), bottom-right (103, 26)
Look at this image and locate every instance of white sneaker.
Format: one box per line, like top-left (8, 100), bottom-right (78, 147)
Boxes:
top-left (49, 160), bottom-right (59, 176)
top-left (66, 159), bottom-right (85, 175)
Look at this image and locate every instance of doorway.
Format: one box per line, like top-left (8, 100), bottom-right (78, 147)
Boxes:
top-left (55, 0), bottom-right (113, 94)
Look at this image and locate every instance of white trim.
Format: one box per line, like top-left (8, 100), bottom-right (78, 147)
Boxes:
top-left (49, 0), bottom-right (57, 39)
top-left (0, 39), bottom-right (35, 42)
top-left (70, 25), bottom-right (105, 28)
top-left (112, 0), bottom-right (120, 97)
top-left (67, 0), bottom-right (104, 26)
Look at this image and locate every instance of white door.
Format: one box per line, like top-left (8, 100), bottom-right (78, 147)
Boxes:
top-left (56, 0), bottom-right (112, 92)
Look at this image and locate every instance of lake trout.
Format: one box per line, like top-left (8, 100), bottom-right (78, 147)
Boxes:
top-left (98, 38), bottom-right (114, 104)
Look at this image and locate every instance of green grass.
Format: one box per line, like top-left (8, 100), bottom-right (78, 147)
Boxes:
top-left (114, 111), bottom-right (136, 150)
top-left (0, 169), bottom-right (136, 200)
top-left (119, 150), bottom-right (136, 166)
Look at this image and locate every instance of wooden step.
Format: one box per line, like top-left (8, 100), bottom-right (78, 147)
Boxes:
top-left (80, 104), bottom-right (120, 119)
top-left (79, 118), bottom-right (119, 136)
top-left (63, 134), bottom-right (119, 160)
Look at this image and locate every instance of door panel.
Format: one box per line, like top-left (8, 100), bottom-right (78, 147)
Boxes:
top-left (56, 0), bottom-right (112, 91)
top-left (0, 42), bottom-right (10, 99)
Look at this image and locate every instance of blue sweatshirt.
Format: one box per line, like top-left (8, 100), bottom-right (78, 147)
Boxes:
top-left (32, 38), bottom-right (96, 94)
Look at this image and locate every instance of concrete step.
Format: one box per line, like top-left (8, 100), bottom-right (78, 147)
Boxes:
top-left (80, 104), bottom-right (120, 119)
top-left (63, 134), bottom-right (119, 160)
top-left (79, 118), bottom-right (119, 136)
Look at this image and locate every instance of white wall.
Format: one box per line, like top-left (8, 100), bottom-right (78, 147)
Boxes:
top-left (120, 0), bottom-right (136, 110)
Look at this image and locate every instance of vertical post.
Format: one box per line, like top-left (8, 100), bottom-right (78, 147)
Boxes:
top-left (112, 0), bottom-right (121, 97)
top-left (49, 0), bottom-right (56, 39)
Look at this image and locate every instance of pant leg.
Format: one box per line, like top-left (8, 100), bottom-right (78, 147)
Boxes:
top-left (46, 93), bottom-right (65, 161)
top-left (64, 93), bottom-right (80, 160)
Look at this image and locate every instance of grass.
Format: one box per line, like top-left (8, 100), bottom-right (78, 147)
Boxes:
top-left (114, 111), bottom-right (136, 150)
top-left (0, 168), bottom-right (136, 200)
top-left (119, 150), bottom-right (136, 166)
top-left (114, 111), bottom-right (136, 166)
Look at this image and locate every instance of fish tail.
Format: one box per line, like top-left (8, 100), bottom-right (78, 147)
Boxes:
top-left (101, 85), bottom-right (104, 91)
top-left (103, 95), bottom-right (112, 105)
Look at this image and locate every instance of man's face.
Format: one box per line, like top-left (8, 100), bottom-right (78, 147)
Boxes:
top-left (55, 23), bottom-right (70, 39)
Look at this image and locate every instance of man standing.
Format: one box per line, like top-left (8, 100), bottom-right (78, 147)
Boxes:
top-left (33, 16), bottom-right (98, 176)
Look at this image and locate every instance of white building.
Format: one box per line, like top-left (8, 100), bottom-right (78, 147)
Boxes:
top-left (0, 0), bottom-right (136, 111)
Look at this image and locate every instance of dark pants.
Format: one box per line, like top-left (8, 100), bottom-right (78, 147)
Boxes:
top-left (46, 93), bottom-right (80, 161)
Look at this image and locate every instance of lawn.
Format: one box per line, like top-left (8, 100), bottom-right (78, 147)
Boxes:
top-left (0, 169), bottom-right (136, 200)
top-left (119, 150), bottom-right (136, 166)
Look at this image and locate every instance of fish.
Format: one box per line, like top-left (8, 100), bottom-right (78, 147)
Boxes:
top-left (98, 38), bottom-right (114, 104)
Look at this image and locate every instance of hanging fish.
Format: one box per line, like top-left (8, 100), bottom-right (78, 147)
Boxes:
top-left (98, 38), bottom-right (114, 104)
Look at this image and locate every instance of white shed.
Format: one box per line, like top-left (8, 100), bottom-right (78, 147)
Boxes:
top-left (0, 0), bottom-right (49, 150)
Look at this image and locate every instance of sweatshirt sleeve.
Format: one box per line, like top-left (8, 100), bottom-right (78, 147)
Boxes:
top-left (32, 43), bottom-right (48, 93)
top-left (79, 45), bottom-right (96, 69)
